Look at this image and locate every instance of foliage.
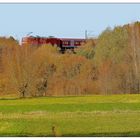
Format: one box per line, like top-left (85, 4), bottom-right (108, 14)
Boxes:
top-left (93, 23), bottom-right (140, 94)
top-left (94, 26), bottom-right (129, 64)
top-left (1, 21), bottom-right (140, 96)
top-left (76, 39), bottom-right (95, 59)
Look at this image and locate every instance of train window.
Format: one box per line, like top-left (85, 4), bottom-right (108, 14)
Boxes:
top-left (75, 41), bottom-right (80, 45)
top-left (63, 41), bottom-right (69, 45)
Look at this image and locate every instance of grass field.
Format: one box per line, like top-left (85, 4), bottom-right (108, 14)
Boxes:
top-left (1, 94), bottom-right (140, 136)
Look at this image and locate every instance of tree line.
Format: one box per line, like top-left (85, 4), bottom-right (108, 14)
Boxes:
top-left (0, 21), bottom-right (140, 97)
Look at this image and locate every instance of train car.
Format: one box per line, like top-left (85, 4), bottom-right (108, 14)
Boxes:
top-left (22, 36), bottom-right (62, 47)
top-left (22, 36), bottom-right (40, 46)
top-left (45, 37), bottom-right (62, 48)
top-left (61, 38), bottom-right (85, 49)
top-left (60, 38), bottom-right (86, 53)
top-left (21, 36), bottom-right (86, 53)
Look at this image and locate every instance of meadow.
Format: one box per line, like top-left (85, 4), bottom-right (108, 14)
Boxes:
top-left (0, 94), bottom-right (140, 136)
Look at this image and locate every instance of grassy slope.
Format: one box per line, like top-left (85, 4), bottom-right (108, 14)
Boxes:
top-left (0, 94), bottom-right (140, 136)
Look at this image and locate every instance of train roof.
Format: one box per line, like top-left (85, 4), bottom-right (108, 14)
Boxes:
top-left (22, 36), bottom-right (86, 41)
top-left (60, 38), bottom-right (85, 41)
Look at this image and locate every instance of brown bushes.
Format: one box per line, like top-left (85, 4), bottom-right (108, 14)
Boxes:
top-left (1, 42), bottom-right (97, 97)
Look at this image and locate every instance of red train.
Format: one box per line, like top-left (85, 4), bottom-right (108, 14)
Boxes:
top-left (22, 36), bottom-right (86, 53)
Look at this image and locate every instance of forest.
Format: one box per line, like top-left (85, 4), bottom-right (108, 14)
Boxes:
top-left (0, 21), bottom-right (140, 98)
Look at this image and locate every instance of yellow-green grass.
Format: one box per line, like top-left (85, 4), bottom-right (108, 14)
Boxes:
top-left (0, 94), bottom-right (140, 136)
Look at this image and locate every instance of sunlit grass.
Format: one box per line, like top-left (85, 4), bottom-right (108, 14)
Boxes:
top-left (0, 94), bottom-right (140, 136)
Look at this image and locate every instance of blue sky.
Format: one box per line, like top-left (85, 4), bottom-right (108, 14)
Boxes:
top-left (0, 3), bottom-right (140, 40)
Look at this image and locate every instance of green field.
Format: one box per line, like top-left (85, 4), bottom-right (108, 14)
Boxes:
top-left (1, 94), bottom-right (140, 136)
